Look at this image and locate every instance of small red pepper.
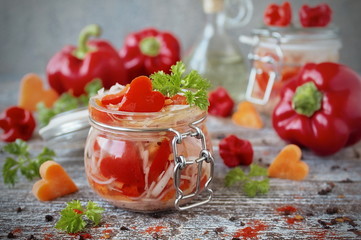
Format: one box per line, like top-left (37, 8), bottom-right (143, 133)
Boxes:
top-left (47, 24), bottom-right (127, 97)
top-left (219, 135), bottom-right (253, 167)
top-left (208, 87), bottom-right (234, 117)
top-left (299, 4), bottom-right (332, 27)
top-left (264, 1), bottom-right (292, 27)
top-left (0, 106), bottom-right (36, 142)
top-left (272, 62), bottom-right (361, 156)
top-left (119, 28), bottom-right (181, 83)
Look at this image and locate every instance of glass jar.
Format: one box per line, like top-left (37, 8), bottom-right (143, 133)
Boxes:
top-left (84, 98), bottom-right (214, 212)
top-left (240, 26), bottom-right (342, 113)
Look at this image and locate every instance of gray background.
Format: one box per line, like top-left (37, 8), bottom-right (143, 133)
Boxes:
top-left (1, 0), bottom-right (360, 82)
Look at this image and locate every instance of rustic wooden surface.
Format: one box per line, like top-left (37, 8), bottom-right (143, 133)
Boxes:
top-left (1, 78), bottom-right (361, 240)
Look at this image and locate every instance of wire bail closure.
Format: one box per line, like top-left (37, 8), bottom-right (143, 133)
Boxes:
top-left (244, 30), bottom-right (284, 105)
top-left (170, 117), bottom-right (214, 210)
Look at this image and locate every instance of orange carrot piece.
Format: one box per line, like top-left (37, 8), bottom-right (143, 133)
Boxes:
top-left (32, 161), bottom-right (78, 201)
top-left (268, 144), bottom-right (309, 181)
top-left (18, 73), bottom-right (59, 111)
top-left (232, 101), bottom-right (263, 129)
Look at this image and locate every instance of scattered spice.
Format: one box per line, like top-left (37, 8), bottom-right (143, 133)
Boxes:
top-left (325, 207), bottom-right (339, 215)
top-left (318, 182), bottom-right (335, 195)
top-left (214, 227), bottom-right (224, 234)
top-left (229, 216), bottom-right (238, 222)
top-left (232, 238), bottom-right (241, 240)
top-left (7, 232), bottom-right (15, 239)
top-left (330, 165), bottom-right (340, 170)
top-left (348, 229), bottom-right (361, 236)
top-left (144, 226), bottom-right (167, 235)
top-left (120, 226), bottom-right (130, 231)
top-left (318, 219), bottom-right (331, 229)
top-left (16, 207), bottom-right (23, 213)
top-left (45, 215), bottom-right (54, 222)
top-left (276, 205), bottom-right (297, 215)
top-left (233, 220), bottom-right (267, 239)
top-left (27, 235), bottom-right (38, 240)
top-left (340, 178), bottom-right (353, 183)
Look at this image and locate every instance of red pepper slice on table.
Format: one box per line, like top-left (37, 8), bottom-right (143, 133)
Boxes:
top-left (0, 106), bottom-right (36, 142)
top-left (119, 28), bottom-right (181, 83)
top-left (219, 135), bottom-right (253, 167)
top-left (47, 24), bottom-right (127, 97)
top-left (272, 62), bottom-right (361, 156)
top-left (264, 1), bottom-right (292, 27)
top-left (208, 87), bottom-right (234, 117)
top-left (299, 4), bottom-right (332, 27)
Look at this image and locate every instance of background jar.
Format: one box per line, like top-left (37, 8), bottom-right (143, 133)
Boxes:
top-left (84, 98), bottom-right (214, 212)
top-left (240, 27), bottom-right (342, 114)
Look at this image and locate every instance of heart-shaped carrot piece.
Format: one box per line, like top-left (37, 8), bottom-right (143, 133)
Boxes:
top-left (118, 76), bottom-right (165, 112)
top-left (232, 101), bottom-right (263, 129)
top-left (18, 73), bottom-right (59, 111)
top-left (268, 144), bottom-right (309, 181)
top-left (32, 161), bottom-right (78, 201)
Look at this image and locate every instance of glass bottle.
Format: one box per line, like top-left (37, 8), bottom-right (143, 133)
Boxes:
top-left (184, 0), bottom-right (253, 101)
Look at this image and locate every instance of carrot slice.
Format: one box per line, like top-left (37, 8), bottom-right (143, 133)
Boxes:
top-left (268, 144), bottom-right (309, 181)
top-left (32, 161), bottom-right (78, 201)
top-left (18, 73), bottom-right (59, 111)
top-left (232, 101), bottom-right (263, 129)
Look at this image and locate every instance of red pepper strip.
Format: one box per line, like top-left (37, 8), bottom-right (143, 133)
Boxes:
top-left (208, 87), bottom-right (234, 117)
top-left (148, 139), bottom-right (171, 184)
top-left (272, 62), bottom-right (361, 156)
top-left (264, 1), bottom-right (292, 27)
top-left (299, 4), bottom-right (332, 27)
top-left (0, 106), bottom-right (36, 142)
top-left (101, 84), bottom-right (129, 106)
top-left (99, 139), bottom-right (145, 197)
top-left (219, 135), bottom-right (253, 167)
top-left (118, 76), bottom-right (165, 112)
top-left (47, 24), bottom-right (127, 97)
top-left (119, 28), bottom-right (181, 83)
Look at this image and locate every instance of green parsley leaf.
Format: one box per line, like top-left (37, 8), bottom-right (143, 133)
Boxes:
top-left (37, 79), bottom-right (103, 126)
top-left (150, 61), bottom-right (211, 110)
top-left (1, 139), bottom-right (55, 186)
top-left (55, 200), bottom-right (104, 233)
top-left (224, 164), bottom-right (270, 197)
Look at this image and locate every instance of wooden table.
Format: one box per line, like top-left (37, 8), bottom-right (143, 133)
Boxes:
top-left (0, 79), bottom-right (361, 240)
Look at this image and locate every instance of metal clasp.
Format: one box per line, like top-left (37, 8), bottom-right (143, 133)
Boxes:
top-left (170, 118), bottom-right (214, 211)
top-left (241, 30), bottom-right (284, 105)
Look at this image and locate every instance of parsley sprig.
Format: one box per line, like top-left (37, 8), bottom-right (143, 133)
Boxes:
top-left (55, 200), bottom-right (104, 233)
top-left (150, 61), bottom-right (211, 110)
top-left (2, 139), bottom-right (55, 186)
top-left (37, 79), bottom-right (102, 126)
top-left (225, 164), bottom-right (270, 197)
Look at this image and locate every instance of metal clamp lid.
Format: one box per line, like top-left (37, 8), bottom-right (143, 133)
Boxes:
top-left (241, 30), bottom-right (284, 105)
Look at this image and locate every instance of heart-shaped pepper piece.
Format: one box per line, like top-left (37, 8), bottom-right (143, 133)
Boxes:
top-left (232, 101), bottom-right (263, 129)
top-left (18, 73), bottom-right (59, 111)
top-left (118, 76), bottom-right (165, 112)
top-left (32, 161), bottom-right (78, 201)
top-left (268, 144), bottom-right (309, 181)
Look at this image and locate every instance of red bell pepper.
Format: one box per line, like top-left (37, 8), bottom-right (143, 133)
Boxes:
top-left (0, 106), bottom-right (36, 142)
top-left (219, 135), bottom-right (253, 167)
top-left (47, 24), bottom-right (127, 97)
top-left (272, 62), bottom-right (361, 156)
top-left (264, 1), bottom-right (292, 27)
top-left (208, 87), bottom-right (234, 117)
top-left (119, 28), bottom-right (181, 83)
top-left (299, 4), bottom-right (332, 27)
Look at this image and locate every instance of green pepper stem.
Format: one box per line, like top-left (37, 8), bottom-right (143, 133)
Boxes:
top-left (139, 37), bottom-right (161, 57)
top-left (73, 24), bottom-right (101, 59)
top-left (292, 81), bottom-right (323, 117)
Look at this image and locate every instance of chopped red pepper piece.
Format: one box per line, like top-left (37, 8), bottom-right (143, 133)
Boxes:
top-left (299, 4), bottom-right (332, 27)
top-left (119, 28), bottom-right (181, 84)
top-left (264, 1), bottom-right (292, 27)
top-left (118, 76), bottom-right (165, 112)
top-left (208, 87), bottom-right (234, 117)
top-left (219, 135), bottom-right (253, 167)
top-left (0, 106), bottom-right (36, 142)
top-left (148, 139), bottom-right (171, 184)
